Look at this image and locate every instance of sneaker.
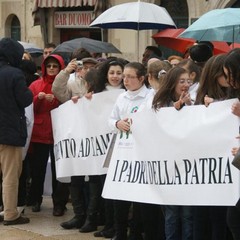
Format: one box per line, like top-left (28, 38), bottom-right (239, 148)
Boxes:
top-left (3, 216), bottom-right (30, 225)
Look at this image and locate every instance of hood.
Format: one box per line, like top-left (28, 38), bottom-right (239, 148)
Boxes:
top-left (0, 38), bottom-right (24, 67)
top-left (41, 54), bottom-right (65, 77)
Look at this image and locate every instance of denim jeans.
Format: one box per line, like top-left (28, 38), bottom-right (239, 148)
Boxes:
top-left (164, 205), bottom-right (193, 240)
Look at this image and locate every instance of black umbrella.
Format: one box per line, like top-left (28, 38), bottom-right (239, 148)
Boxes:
top-left (18, 41), bottom-right (43, 57)
top-left (52, 37), bottom-right (121, 54)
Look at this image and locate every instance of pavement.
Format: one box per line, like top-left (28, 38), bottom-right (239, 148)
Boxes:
top-left (0, 196), bottom-right (105, 240)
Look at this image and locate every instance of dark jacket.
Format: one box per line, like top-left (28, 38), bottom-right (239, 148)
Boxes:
top-left (0, 38), bottom-right (33, 146)
top-left (29, 54), bottom-right (65, 144)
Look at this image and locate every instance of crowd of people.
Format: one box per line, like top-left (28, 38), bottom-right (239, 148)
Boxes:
top-left (0, 37), bottom-right (240, 240)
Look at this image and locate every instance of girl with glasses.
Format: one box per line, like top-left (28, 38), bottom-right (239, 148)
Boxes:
top-left (108, 62), bottom-right (151, 240)
top-left (152, 66), bottom-right (192, 240)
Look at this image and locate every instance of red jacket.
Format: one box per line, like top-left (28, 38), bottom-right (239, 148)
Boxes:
top-left (29, 54), bottom-right (65, 144)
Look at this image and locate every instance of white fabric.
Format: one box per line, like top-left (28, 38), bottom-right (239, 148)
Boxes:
top-left (108, 85), bottom-right (151, 132)
top-left (51, 89), bottom-right (124, 182)
top-left (103, 99), bottom-right (240, 206)
top-left (189, 82), bottom-right (199, 103)
top-left (22, 103), bottom-right (34, 160)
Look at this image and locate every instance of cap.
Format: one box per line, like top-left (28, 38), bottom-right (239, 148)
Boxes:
top-left (82, 57), bottom-right (98, 65)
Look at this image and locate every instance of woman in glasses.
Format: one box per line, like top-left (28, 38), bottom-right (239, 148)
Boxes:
top-left (28, 54), bottom-right (69, 216)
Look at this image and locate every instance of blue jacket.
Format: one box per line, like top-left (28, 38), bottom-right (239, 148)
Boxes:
top-left (0, 38), bottom-right (33, 146)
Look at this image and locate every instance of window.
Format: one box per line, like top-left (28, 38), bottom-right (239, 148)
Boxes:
top-left (11, 16), bottom-right (21, 40)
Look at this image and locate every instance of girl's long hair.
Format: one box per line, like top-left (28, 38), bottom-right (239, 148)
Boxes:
top-left (223, 48), bottom-right (240, 90)
top-left (152, 66), bottom-right (188, 110)
top-left (195, 54), bottom-right (229, 105)
top-left (95, 58), bottom-right (125, 93)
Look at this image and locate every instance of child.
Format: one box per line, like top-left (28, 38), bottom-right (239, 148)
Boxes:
top-left (109, 62), bottom-right (151, 240)
top-left (92, 59), bottom-right (127, 238)
top-left (152, 66), bottom-right (192, 111)
top-left (222, 48), bottom-right (240, 240)
top-left (194, 54), bottom-right (231, 240)
top-left (152, 66), bottom-right (192, 240)
top-left (177, 58), bottom-right (202, 104)
top-left (147, 59), bottom-right (171, 91)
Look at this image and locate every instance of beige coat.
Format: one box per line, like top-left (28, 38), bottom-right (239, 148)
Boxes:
top-left (52, 69), bottom-right (87, 103)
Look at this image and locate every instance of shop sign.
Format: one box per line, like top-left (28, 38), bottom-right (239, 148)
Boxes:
top-left (54, 11), bottom-right (95, 28)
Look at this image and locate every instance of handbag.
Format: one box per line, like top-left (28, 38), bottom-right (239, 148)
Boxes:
top-left (231, 148), bottom-right (240, 170)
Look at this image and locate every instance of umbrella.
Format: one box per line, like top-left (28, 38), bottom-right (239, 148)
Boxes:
top-left (178, 8), bottom-right (240, 43)
top-left (152, 28), bottom-right (195, 54)
top-left (230, 42), bottom-right (240, 48)
top-left (152, 28), bottom-right (230, 55)
top-left (18, 41), bottom-right (43, 56)
top-left (90, 0), bottom-right (176, 60)
top-left (52, 37), bottom-right (121, 54)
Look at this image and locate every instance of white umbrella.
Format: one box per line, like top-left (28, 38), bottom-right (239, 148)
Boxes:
top-left (90, 0), bottom-right (176, 61)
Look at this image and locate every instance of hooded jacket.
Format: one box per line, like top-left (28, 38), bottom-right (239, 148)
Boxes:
top-left (29, 54), bottom-right (65, 144)
top-left (0, 38), bottom-right (33, 146)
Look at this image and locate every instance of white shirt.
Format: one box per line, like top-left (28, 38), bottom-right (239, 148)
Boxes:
top-left (189, 82), bottom-right (199, 104)
top-left (108, 85), bottom-right (151, 132)
top-left (68, 72), bottom-right (87, 98)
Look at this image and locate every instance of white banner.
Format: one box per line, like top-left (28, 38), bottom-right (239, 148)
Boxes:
top-left (51, 90), bottom-right (124, 182)
top-left (103, 99), bottom-right (240, 206)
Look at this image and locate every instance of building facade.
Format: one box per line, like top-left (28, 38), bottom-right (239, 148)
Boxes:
top-left (0, 0), bottom-right (239, 61)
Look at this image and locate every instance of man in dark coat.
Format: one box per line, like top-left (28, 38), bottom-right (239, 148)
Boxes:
top-left (0, 38), bottom-right (33, 225)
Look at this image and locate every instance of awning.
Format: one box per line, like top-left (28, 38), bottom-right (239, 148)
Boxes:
top-left (33, 0), bottom-right (97, 10)
top-left (32, 0), bottom-right (99, 25)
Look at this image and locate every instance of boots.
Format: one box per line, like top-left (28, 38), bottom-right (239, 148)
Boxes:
top-left (60, 215), bottom-right (85, 229)
top-left (79, 214), bottom-right (98, 233)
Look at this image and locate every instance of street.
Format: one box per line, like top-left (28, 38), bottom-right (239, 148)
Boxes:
top-left (0, 196), bottom-right (102, 240)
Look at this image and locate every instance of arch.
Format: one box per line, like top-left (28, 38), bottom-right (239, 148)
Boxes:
top-left (230, 0), bottom-right (240, 7)
top-left (5, 14), bottom-right (21, 40)
top-left (158, 0), bottom-right (189, 58)
top-left (211, 0), bottom-right (238, 8)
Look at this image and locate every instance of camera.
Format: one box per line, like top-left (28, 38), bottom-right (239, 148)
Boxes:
top-left (76, 60), bottom-right (83, 68)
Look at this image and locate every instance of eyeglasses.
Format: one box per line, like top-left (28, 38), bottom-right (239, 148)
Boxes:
top-left (178, 79), bottom-right (193, 85)
top-left (123, 75), bottom-right (138, 80)
top-left (46, 64), bottom-right (59, 69)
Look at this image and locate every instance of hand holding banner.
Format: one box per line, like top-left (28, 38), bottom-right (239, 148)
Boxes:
top-left (103, 99), bottom-right (240, 206)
